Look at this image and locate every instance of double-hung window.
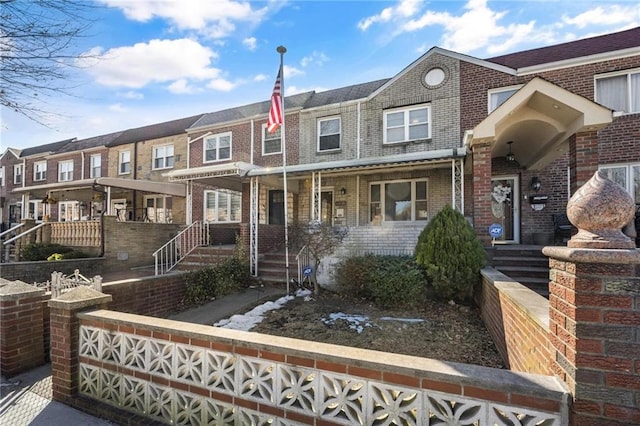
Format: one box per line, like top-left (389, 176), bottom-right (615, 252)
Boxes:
top-left (58, 160), bottom-right (73, 182)
top-left (595, 69), bottom-right (640, 114)
top-left (488, 85), bottom-right (522, 113)
top-left (383, 105), bottom-right (431, 144)
top-left (600, 163), bottom-right (640, 204)
top-left (204, 190), bottom-right (241, 223)
top-left (318, 117), bottom-right (341, 151)
top-left (262, 125), bottom-right (281, 155)
top-left (370, 179), bottom-right (428, 223)
top-left (204, 133), bottom-right (231, 162)
top-left (34, 161), bottom-right (47, 181)
top-left (13, 164), bottom-right (23, 185)
top-left (119, 151), bottom-right (131, 174)
top-left (153, 145), bottom-right (174, 169)
top-left (0, 166), bottom-right (4, 186)
top-left (90, 154), bottom-right (101, 178)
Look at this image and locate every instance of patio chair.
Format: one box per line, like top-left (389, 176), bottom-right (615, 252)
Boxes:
top-left (552, 213), bottom-right (573, 244)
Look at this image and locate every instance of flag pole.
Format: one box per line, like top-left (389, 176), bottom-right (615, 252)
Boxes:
top-left (276, 45), bottom-right (291, 295)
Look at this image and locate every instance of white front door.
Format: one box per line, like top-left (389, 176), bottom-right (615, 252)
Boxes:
top-left (491, 175), bottom-right (520, 243)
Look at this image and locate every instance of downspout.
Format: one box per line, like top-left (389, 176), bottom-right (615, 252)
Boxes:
top-left (250, 119), bottom-right (255, 165)
top-left (356, 101), bottom-right (361, 159)
top-left (132, 143), bottom-right (137, 220)
top-left (81, 151), bottom-right (85, 180)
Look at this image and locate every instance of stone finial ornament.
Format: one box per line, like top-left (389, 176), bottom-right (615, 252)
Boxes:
top-left (566, 170), bottom-right (636, 249)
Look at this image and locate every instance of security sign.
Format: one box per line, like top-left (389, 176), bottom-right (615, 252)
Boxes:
top-left (489, 223), bottom-right (503, 238)
top-left (302, 266), bottom-right (313, 277)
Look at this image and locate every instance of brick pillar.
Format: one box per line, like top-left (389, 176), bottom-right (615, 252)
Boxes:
top-left (472, 142), bottom-right (493, 245)
top-left (568, 131), bottom-right (599, 195)
top-left (0, 280), bottom-right (47, 377)
top-left (543, 248), bottom-right (640, 425)
top-left (48, 287), bottom-right (111, 404)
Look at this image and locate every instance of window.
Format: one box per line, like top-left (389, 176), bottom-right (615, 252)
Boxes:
top-left (13, 164), bottom-right (22, 185)
top-left (369, 179), bottom-right (428, 223)
top-left (58, 160), bottom-right (73, 182)
top-left (383, 105), bottom-right (430, 144)
top-left (58, 201), bottom-right (80, 222)
top-left (204, 190), bottom-right (241, 223)
top-left (34, 161), bottom-right (47, 181)
top-left (153, 145), bottom-right (174, 169)
top-left (144, 195), bottom-right (172, 223)
top-left (0, 166), bottom-right (4, 186)
top-left (318, 117), bottom-right (341, 151)
top-left (90, 154), bottom-right (101, 178)
top-left (119, 151), bottom-right (131, 174)
top-left (488, 85), bottom-right (521, 113)
top-left (204, 133), bottom-right (231, 162)
top-left (600, 163), bottom-right (640, 204)
top-left (262, 125), bottom-right (281, 155)
top-left (28, 200), bottom-right (44, 221)
top-left (595, 70), bottom-right (640, 114)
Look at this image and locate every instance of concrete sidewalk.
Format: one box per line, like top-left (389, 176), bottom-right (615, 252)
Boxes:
top-left (0, 284), bottom-right (286, 425)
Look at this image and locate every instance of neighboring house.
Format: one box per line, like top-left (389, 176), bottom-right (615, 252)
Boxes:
top-left (0, 148), bottom-right (22, 228)
top-left (4, 27), bottom-right (639, 271)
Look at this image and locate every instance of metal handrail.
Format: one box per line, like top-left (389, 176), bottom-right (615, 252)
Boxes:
top-left (152, 221), bottom-right (210, 275)
top-left (295, 244), bottom-right (311, 284)
top-left (0, 223), bottom-right (24, 239)
top-left (3, 222), bottom-right (45, 245)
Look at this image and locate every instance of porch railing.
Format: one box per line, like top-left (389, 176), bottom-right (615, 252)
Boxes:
top-left (295, 244), bottom-right (311, 284)
top-left (0, 223), bottom-right (24, 239)
top-left (152, 221), bottom-right (209, 275)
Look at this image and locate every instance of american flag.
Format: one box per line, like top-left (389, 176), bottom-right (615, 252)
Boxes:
top-left (267, 66), bottom-right (283, 134)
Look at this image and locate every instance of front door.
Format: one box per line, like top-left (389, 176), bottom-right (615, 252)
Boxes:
top-left (491, 176), bottom-right (520, 243)
top-left (268, 190), bottom-right (285, 225)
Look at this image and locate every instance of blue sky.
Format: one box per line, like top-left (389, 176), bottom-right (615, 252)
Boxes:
top-left (1, 0), bottom-right (638, 150)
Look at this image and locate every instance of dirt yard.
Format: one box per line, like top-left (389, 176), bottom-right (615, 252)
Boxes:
top-left (250, 291), bottom-right (505, 369)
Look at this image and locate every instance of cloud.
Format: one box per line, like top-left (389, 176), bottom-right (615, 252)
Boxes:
top-left (206, 79), bottom-right (236, 91)
top-left (168, 79), bottom-right (202, 94)
top-left (100, 0), bottom-right (268, 39)
top-left (283, 65), bottom-right (304, 79)
top-left (300, 51), bottom-right (329, 67)
top-left (243, 37), bottom-right (257, 51)
top-left (358, 0), bottom-right (422, 31)
top-left (254, 73), bottom-right (268, 82)
top-left (118, 91), bottom-right (144, 100)
top-left (80, 38), bottom-right (227, 91)
top-left (108, 103), bottom-right (127, 112)
top-left (562, 5), bottom-right (639, 29)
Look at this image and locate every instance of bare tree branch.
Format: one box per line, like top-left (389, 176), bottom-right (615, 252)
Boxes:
top-left (0, 0), bottom-right (100, 124)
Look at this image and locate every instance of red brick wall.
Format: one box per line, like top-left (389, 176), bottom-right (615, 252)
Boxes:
top-left (478, 270), bottom-right (552, 375)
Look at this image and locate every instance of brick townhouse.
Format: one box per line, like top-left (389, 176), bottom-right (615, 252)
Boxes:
top-left (1, 27), bottom-right (638, 269)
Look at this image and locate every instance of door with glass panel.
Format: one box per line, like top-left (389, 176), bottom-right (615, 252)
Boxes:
top-left (491, 176), bottom-right (520, 243)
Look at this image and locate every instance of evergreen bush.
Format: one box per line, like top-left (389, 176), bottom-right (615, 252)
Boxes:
top-left (20, 243), bottom-right (89, 261)
top-left (414, 204), bottom-right (486, 301)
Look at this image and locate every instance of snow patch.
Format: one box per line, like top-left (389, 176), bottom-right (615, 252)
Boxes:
top-left (321, 312), bottom-right (375, 334)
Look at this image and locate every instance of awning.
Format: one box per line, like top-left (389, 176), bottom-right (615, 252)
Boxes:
top-left (13, 177), bottom-right (186, 197)
top-left (165, 161), bottom-right (255, 182)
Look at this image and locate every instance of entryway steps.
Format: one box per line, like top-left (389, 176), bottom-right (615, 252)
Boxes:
top-left (257, 252), bottom-right (298, 285)
top-left (487, 245), bottom-right (550, 297)
top-left (175, 245), bottom-right (236, 272)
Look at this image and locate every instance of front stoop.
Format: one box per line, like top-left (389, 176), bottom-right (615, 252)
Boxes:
top-left (486, 245), bottom-right (550, 297)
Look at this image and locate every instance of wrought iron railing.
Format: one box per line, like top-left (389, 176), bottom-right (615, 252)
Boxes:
top-left (295, 244), bottom-right (311, 285)
top-left (152, 221), bottom-right (209, 275)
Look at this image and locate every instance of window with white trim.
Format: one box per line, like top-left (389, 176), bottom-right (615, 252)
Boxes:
top-left (204, 133), bottom-right (231, 162)
top-left (369, 179), bottom-right (428, 223)
top-left (58, 160), bottom-right (73, 182)
top-left (90, 154), bottom-right (101, 178)
top-left (144, 195), bottom-right (172, 223)
top-left (262, 124), bottom-right (281, 155)
top-left (59, 201), bottom-right (80, 222)
top-left (600, 163), bottom-right (640, 204)
top-left (153, 145), bottom-right (174, 169)
top-left (34, 161), bottom-right (47, 181)
top-left (119, 150), bottom-right (131, 174)
top-left (0, 166), bottom-right (4, 186)
top-left (13, 164), bottom-right (23, 185)
top-left (383, 105), bottom-right (431, 144)
top-left (28, 200), bottom-right (44, 221)
top-left (595, 69), bottom-right (640, 114)
top-left (204, 190), bottom-right (241, 223)
top-left (318, 117), bottom-right (341, 151)
top-left (488, 85), bottom-right (522, 113)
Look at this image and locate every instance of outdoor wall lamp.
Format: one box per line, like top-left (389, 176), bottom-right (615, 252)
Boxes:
top-left (530, 177), bottom-right (542, 192)
top-left (340, 187), bottom-right (346, 195)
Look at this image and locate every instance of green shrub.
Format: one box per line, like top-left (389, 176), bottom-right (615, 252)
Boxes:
top-left (414, 204), bottom-right (486, 301)
top-left (183, 255), bottom-right (250, 305)
top-left (20, 243), bottom-right (89, 261)
top-left (334, 254), bottom-right (427, 308)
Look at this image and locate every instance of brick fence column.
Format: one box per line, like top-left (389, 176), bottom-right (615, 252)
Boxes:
top-left (472, 141), bottom-right (493, 245)
top-left (48, 287), bottom-right (111, 404)
top-left (543, 170), bottom-right (639, 425)
top-left (0, 280), bottom-right (47, 377)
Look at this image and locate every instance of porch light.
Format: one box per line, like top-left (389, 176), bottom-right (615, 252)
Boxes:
top-left (340, 187), bottom-right (346, 195)
top-left (530, 177), bottom-right (542, 192)
top-left (505, 141), bottom-right (515, 162)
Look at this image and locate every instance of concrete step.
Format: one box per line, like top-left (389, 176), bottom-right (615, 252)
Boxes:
top-left (495, 265), bottom-right (550, 280)
top-left (491, 255), bottom-right (548, 268)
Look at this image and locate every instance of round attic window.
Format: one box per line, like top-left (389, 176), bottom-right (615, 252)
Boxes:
top-left (424, 67), bottom-right (446, 88)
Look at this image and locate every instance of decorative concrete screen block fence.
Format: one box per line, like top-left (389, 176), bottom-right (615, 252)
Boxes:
top-left (75, 310), bottom-right (569, 425)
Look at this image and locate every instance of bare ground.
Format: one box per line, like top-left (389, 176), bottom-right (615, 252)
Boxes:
top-left (250, 291), bottom-right (505, 369)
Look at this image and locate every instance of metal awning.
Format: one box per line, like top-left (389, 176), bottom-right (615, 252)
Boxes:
top-left (13, 177), bottom-right (187, 197)
top-left (165, 161), bottom-right (256, 182)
